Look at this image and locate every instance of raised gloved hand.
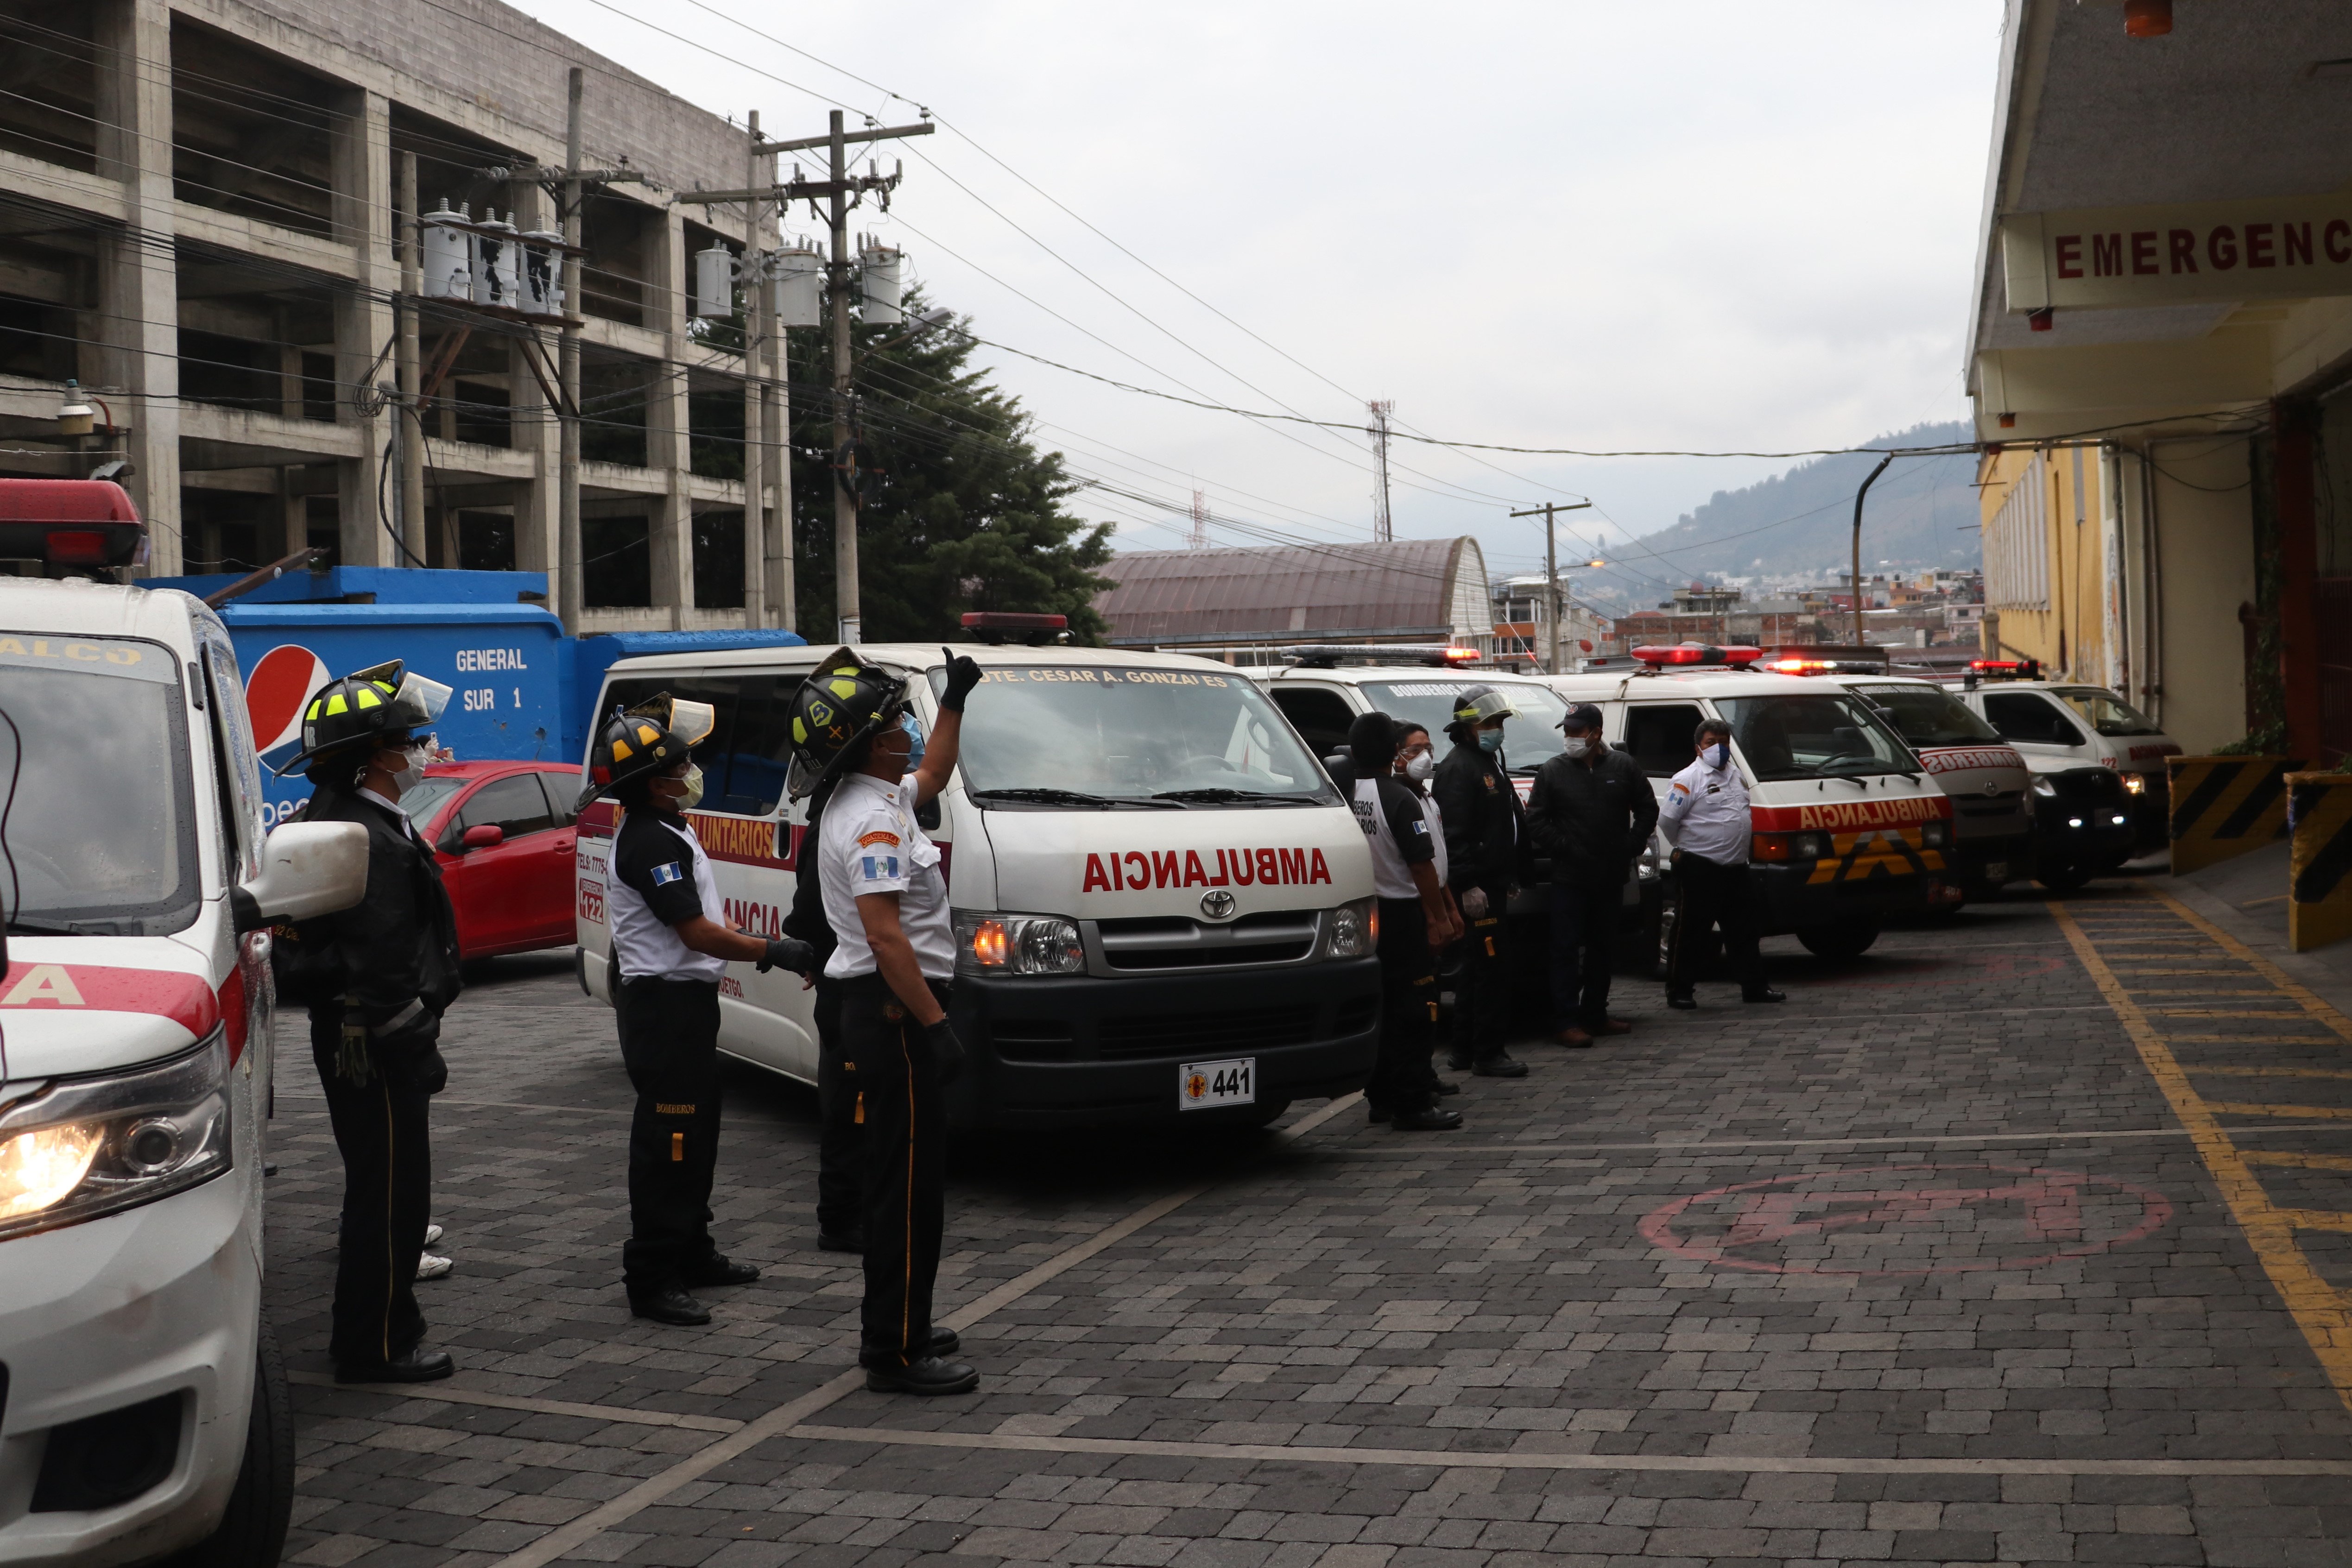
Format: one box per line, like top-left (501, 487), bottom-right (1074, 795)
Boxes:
top-left (759, 936), bottom-right (816, 975)
top-left (922, 1016), bottom-right (967, 1085)
top-left (939, 648), bottom-right (984, 713)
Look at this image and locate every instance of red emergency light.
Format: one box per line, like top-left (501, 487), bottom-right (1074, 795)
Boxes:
top-left (961, 611), bottom-right (1069, 647)
top-left (1440, 646), bottom-right (1481, 664)
top-left (1969, 658), bottom-right (2040, 681)
top-left (0, 479), bottom-right (146, 569)
top-left (1630, 644), bottom-right (1763, 668)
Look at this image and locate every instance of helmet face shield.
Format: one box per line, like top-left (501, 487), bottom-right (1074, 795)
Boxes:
top-left (666, 699), bottom-right (716, 749)
top-left (388, 671), bottom-right (452, 729)
top-left (1452, 686), bottom-right (1517, 727)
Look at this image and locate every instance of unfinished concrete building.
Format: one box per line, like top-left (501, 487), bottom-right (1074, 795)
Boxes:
top-left (0, 0), bottom-right (790, 630)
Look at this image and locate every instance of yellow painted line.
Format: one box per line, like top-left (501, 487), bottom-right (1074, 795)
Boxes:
top-left (2131, 988), bottom-right (2289, 996)
top-left (2052, 900), bottom-right (2352, 1417)
top-left (2109, 968), bottom-right (2258, 976)
top-left (2147, 1008), bottom-right (2317, 1018)
top-left (2245, 1152), bottom-right (2352, 1172)
top-left (2160, 1033), bottom-right (2346, 1044)
top-left (2206, 1102), bottom-right (2352, 1121)
top-left (2279, 1210), bottom-right (2352, 1235)
top-left (2191, 1066), bottom-right (2352, 1081)
top-left (2146, 889), bottom-right (2352, 1043)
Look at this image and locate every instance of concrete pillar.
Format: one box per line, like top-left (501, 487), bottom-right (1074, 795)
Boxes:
top-left (332, 87), bottom-right (396, 567)
top-left (94, 0), bottom-right (183, 575)
top-left (646, 206), bottom-right (693, 622)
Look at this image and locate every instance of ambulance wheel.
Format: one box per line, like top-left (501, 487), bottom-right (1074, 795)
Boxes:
top-left (2037, 864), bottom-right (2090, 893)
top-left (164, 1315), bottom-right (293, 1568)
top-left (1796, 923), bottom-right (1880, 960)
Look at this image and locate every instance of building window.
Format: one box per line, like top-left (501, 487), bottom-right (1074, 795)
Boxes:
top-left (1985, 465), bottom-right (2049, 609)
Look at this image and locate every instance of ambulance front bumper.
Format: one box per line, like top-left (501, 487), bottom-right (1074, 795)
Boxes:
top-left (950, 957), bottom-right (1383, 1129)
top-left (1749, 863), bottom-right (1932, 934)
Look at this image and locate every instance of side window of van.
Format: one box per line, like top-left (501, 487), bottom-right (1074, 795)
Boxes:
top-left (1983, 693), bottom-right (2084, 746)
top-left (1623, 704), bottom-right (1705, 777)
top-left (201, 638), bottom-right (262, 879)
top-left (604, 674), bottom-right (743, 805)
top-left (1270, 686), bottom-right (1356, 760)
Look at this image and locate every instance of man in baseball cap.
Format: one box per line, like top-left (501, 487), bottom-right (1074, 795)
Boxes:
top-left (1526, 702), bottom-right (1657, 1047)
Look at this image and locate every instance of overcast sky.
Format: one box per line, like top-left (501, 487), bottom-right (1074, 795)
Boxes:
top-left (511, 0), bottom-right (2005, 582)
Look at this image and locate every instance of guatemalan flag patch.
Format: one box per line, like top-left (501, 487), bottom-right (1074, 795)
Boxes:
top-left (650, 862), bottom-right (684, 886)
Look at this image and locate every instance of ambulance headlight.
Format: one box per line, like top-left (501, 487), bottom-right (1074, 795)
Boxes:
top-left (1322, 897), bottom-right (1375, 960)
top-left (2123, 773), bottom-right (2147, 795)
top-left (1794, 833), bottom-right (1830, 860)
top-left (0, 1034), bottom-right (232, 1241)
top-left (2031, 775), bottom-right (2057, 798)
top-left (954, 911), bottom-right (1085, 976)
top-left (1921, 820), bottom-right (1949, 848)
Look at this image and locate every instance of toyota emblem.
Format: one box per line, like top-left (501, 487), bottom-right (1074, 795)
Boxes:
top-left (1200, 890), bottom-right (1237, 920)
top-left (1982, 780), bottom-right (2001, 796)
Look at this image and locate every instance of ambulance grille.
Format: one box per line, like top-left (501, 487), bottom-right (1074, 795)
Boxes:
top-left (1094, 913), bottom-right (1319, 971)
top-left (1097, 1006), bottom-right (1318, 1059)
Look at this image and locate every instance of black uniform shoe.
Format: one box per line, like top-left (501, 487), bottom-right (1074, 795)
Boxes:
top-left (629, 1285), bottom-right (712, 1326)
top-left (1743, 987), bottom-right (1788, 1004)
top-left (817, 1230), bottom-right (865, 1254)
top-left (1445, 1052), bottom-right (1474, 1073)
top-left (864, 1356), bottom-right (980, 1396)
top-left (1364, 1096), bottom-right (1390, 1125)
top-left (929, 1325), bottom-right (961, 1356)
top-left (1433, 1078), bottom-right (1461, 1096)
top-left (682, 1256), bottom-right (760, 1289)
top-left (1471, 1052), bottom-right (1528, 1078)
top-left (1390, 1106), bottom-right (1465, 1132)
top-left (335, 1346), bottom-right (454, 1385)
top-left (1667, 993), bottom-right (1698, 1010)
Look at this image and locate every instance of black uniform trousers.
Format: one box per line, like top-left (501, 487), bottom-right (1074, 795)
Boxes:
top-left (1667, 852), bottom-right (1765, 997)
top-left (813, 976), bottom-right (863, 1241)
top-left (309, 1001), bottom-right (433, 1369)
top-left (1370, 897), bottom-right (1440, 1114)
top-left (615, 975), bottom-right (727, 1294)
top-left (840, 971), bottom-right (951, 1370)
top-left (1447, 883), bottom-right (1511, 1067)
top-left (1548, 882), bottom-right (1619, 1032)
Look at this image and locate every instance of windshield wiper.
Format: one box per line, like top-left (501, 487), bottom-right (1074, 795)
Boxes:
top-left (5, 916), bottom-right (90, 935)
top-left (1151, 787), bottom-right (1325, 805)
top-left (968, 787), bottom-right (1181, 810)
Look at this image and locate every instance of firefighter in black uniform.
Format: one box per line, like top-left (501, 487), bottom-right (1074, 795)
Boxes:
top-left (782, 768), bottom-right (860, 1255)
top-left (581, 695), bottom-right (813, 1326)
top-left (1432, 685), bottom-right (1529, 1078)
top-left (786, 646), bottom-right (983, 1394)
top-left (271, 660), bottom-right (463, 1384)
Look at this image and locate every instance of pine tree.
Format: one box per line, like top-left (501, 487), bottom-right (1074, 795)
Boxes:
top-left (788, 285), bottom-right (1113, 642)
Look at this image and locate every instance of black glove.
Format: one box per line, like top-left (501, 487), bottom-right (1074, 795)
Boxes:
top-left (759, 936), bottom-right (816, 975)
top-left (939, 647), bottom-right (983, 713)
top-left (922, 1016), bottom-right (967, 1085)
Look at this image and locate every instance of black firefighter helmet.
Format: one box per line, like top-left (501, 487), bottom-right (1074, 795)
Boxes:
top-left (274, 658), bottom-right (452, 777)
top-left (576, 692), bottom-right (717, 812)
top-left (784, 647), bottom-right (908, 800)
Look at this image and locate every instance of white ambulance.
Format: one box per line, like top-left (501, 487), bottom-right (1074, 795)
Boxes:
top-left (0, 565), bottom-right (367, 1564)
top-left (1816, 673), bottom-right (2035, 896)
top-left (573, 633), bottom-right (1379, 1129)
top-left (1545, 645), bottom-right (1956, 958)
top-left (1954, 662), bottom-right (2182, 852)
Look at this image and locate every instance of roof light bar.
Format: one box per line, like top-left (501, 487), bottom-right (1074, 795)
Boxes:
top-left (1629, 644), bottom-right (1764, 668)
top-left (961, 611), bottom-right (1069, 647)
top-left (1968, 657), bottom-right (2040, 681)
top-left (1280, 644), bottom-right (1481, 669)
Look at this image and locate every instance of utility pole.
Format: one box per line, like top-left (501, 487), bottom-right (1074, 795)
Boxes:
top-left (396, 151), bottom-right (425, 564)
top-left (1367, 399), bottom-right (1394, 543)
top-left (1510, 500), bottom-right (1593, 673)
top-left (684, 113), bottom-right (931, 643)
top-left (1850, 453), bottom-right (1894, 647)
top-left (558, 68), bottom-right (585, 633)
top-left (740, 110), bottom-right (768, 628)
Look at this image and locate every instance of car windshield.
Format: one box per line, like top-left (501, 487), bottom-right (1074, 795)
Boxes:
top-left (0, 634), bottom-right (202, 935)
top-left (1852, 683), bottom-right (2002, 747)
top-left (938, 663), bottom-right (1339, 806)
top-left (2056, 687), bottom-right (2162, 737)
top-left (1359, 679), bottom-right (1574, 773)
top-left (401, 775), bottom-right (466, 830)
top-left (1716, 693), bottom-right (1921, 781)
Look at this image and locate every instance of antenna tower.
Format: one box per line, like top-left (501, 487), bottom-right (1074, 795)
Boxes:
top-left (1366, 399), bottom-right (1395, 542)
top-left (1189, 488), bottom-right (1210, 549)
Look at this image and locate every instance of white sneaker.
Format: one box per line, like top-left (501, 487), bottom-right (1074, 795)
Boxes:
top-left (424, 1223), bottom-right (443, 1246)
top-left (415, 1253), bottom-right (453, 1281)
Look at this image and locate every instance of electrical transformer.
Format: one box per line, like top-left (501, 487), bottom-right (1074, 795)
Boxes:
top-left (472, 212), bottom-right (520, 310)
top-left (693, 245), bottom-right (736, 320)
top-left (422, 202), bottom-right (473, 301)
top-left (858, 239), bottom-right (904, 326)
top-left (520, 230), bottom-right (564, 316)
top-left (770, 240), bottom-right (823, 327)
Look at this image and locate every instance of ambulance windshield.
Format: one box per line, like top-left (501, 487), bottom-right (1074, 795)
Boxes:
top-left (1854, 683), bottom-right (2002, 748)
top-left (1714, 693), bottom-right (1921, 782)
top-left (0, 634), bottom-right (202, 935)
top-left (942, 664), bottom-right (1340, 807)
top-left (1359, 680), bottom-right (1574, 772)
top-left (2056, 688), bottom-right (2162, 737)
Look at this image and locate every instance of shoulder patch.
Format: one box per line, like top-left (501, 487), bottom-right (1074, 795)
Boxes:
top-left (1670, 781), bottom-right (1692, 794)
top-left (857, 830), bottom-right (901, 849)
top-left (1410, 818), bottom-right (1429, 835)
top-left (649, 862), bottom-right (684, 886)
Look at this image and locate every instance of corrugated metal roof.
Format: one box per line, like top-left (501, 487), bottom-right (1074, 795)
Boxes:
top-left (1093, 537), bottom-right (1486, 645)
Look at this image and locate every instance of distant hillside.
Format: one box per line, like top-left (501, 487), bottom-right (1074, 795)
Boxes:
top-left (1585, 421), bottom-right (1979, 607)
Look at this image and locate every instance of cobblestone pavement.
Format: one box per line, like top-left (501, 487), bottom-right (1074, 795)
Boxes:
top-left (269, 881), bottom-right (2352, 1568)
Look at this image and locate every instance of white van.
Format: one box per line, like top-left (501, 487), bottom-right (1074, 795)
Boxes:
top-left (1825, 674), bottom-right (2035, 896)
top-left (1955, 668), bottom-right (2181, 850)
top-left (573, 641), bottom-right (1379, 1129)
top-left (1544, 648), bottom-right (1956, 958)
top-left (0, 573), bottom-right (366, 1565)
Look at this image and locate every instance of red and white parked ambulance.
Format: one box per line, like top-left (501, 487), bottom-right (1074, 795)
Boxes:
top-left (1546, 645), bottom-right (1955, 958)
top-left (573, 637), bottom-right (1379, 1130)
top-left (0, 554), bottom-right (367, 1565)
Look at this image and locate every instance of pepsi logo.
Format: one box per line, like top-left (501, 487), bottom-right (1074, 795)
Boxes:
top-left (244, 644), bottom-right (330, 755)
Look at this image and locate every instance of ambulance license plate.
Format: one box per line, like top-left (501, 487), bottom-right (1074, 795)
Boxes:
top-left (1985, 862), bottom-right (2011, 883)
top-left (1179, 1058), bottom-right (1255, 1110)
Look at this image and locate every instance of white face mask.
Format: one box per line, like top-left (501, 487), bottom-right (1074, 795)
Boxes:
top-left (1561, 736), bottom-right (1591, 760)
top-left (375, 743), bottom-right (429, 794)
top-left (657, 764), bottom-right (705, 812)
top-left (1404, 751), bottom-right (1436, 783)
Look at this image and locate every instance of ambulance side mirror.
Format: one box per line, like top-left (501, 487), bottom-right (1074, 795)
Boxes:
top-left (231, 821), bottom-right (369, 933)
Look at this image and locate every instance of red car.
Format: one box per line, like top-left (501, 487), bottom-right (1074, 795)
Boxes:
top-left (400, 761), bottom-right (582, 959)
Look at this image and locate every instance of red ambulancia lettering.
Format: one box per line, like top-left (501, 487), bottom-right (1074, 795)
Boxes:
top-left (1278, 848), bottom-right (1306, 884)
top-left (1124, 850), bottom-right (1150, 888)
top-left (1152, 850), bottom-right (1180, 888)
top-left (1256, 848), bottom-right (1280, 884)
top-left (1182, 850), bottom-right (1210, 887)
top-left (1083, 853), bottom-right (1111, 892)
top-left (1227, 849), bottom-right (1256, 886)
top-left (1309, 849), bottom-right (1332, 884)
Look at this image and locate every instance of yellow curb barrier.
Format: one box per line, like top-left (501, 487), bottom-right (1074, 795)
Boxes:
top-left (2169, 755), bottom-right (2303, 875)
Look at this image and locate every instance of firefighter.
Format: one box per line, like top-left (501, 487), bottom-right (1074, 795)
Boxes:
top-left (1393, 723), bottom-right (1460, 1102)
top-left (1433, 685), bottom-right (1528, 1078)
top-left (1527, 702), bottom-right (1658, 1046)
top-left (783, 764), bottom-right (857, 1256)
top-left (1660, 717), bottom-right (1785, 1009)
top-left (580, 695), bottom-right (813, 1327)
top-left (272, 659), bottom-right (463, 1384)
top-left (787, 646), bottom-right (984, 1394)
top-left (1347, 712), bottom-right (1464, 1130)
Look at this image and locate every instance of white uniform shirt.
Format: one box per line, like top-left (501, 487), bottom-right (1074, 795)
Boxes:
top-left (820, 770), bottom-right (954, 981)
top-left (608, 811), bottom-right (729, 982)
top-left (1660, 748), bottom-right (1752, 866)
top-left (1351, 773), bottom-right (1438, 901)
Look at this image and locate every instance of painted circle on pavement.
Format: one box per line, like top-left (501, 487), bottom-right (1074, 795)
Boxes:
top-left (244, 643), bottom-right (330, 754)
top-left (1639, 1163), bottom-right (2171, 1276)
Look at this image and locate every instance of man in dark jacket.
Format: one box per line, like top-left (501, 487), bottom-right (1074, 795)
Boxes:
top-left (1431, 685), bottom-right (1528, 1078)
top-left (1527, 702), bottom-right (1658, 1048)
top-left (272, 660), bottom-right (464, 1384)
